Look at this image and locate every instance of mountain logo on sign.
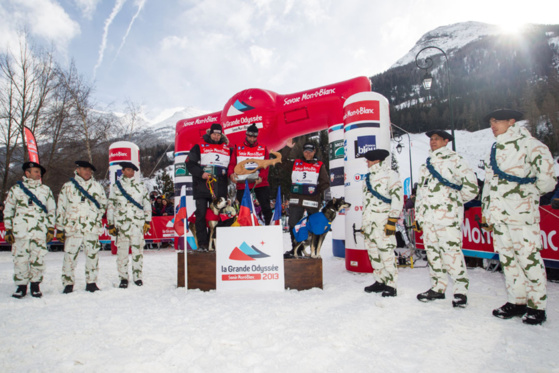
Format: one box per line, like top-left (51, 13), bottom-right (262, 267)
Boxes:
top-left (227, 100), bottom-right (255, 116)
top-left (229, 242), bottom-right (270, 261)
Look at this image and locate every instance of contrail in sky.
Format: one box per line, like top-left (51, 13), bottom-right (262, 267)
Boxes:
top-left (93, 0), bottom-right (127, 78)
top-left (114, 0), bottom-right (147, 61)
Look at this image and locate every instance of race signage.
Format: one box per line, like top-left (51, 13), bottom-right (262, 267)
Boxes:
top-left (216, 226), bottom-right (284, 291)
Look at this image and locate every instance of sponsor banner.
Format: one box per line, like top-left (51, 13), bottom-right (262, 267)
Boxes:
top-left (175, 162), bottom-right (189, 177)
top-left (329, 166), bottom-right (344, 187)
top-left (216, 226), bottom-right (285, 291)
top-left (343, 100), bottom-right (380, 124)
top-left (344, 122), bottom-right (380, 132)
top-left (181, 114), bottom-right (220, 128)
top-left (174, 181), bottom-right (192, 197)
top-left (329, 139), bottom-right (344, 160)
top-left (24, 127), bottom-right (40, 163)
top-left (109, 148), bottom-right (132, 162)
top-left (414, 206), bottom-right (559, 263)
top-left (0, 217), bottom-right (176, 245)
top-left (354, 135), bottom-right (377, 158)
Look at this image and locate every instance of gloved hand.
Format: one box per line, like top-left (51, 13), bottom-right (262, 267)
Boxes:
top-left (412, 220), bottom-right (422, 233)
top-left (46, 227), bottom-right (55, 243)
top-left (552, 198), bottom-right (559, 210)
top-left (143, 222), bottom-right (151, 235)
top-left (107, 224), bottom-right (118, 236)
top-left (5, 229), bottom-right (15, 244)
top-left (56, 230), bottom-right (66, 243)
top-left (481, 216), bottom-right (493, 232)
top-left (384, 217), bottom-right (398, 236)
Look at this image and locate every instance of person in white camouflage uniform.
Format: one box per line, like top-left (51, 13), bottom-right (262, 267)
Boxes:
top-left (361, 150), bottom-right (403, 297)
top-left (481, 109), bottom-right (556, 325)
top-left (414, 130), bottom-right (479, 307)
top-left (4, 162), bottom-right (56, 299)
top-left (57, 160), bottom-right (107, 293)
top-left (107, 162), bottom-right (151, 288)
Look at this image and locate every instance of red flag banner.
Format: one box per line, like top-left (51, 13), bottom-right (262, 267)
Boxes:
top-left (24, 127), bottom-right (40, 163)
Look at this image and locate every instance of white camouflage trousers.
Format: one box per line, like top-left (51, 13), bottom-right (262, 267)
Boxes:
top-left (116, 232), bottom-right (144, 282)
top-left (493, 223), bottom-right (547, 310)
top-left (61, 234), bottom-right (101, 286)
top-left (12, 238), bottom-right (48, 285)
top-left (422, 222), bottom-right (469, 295)
top-left (365, 227), bottom-right (398, 288)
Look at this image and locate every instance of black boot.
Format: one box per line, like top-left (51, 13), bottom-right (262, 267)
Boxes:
top-left (119, 279), bottom-right (128, 289)
top-left (30, 282), bottom-right (42, 298)
top-left (134, 280), bottom-right (143, 286)
top-left (85, 283), bottom-right (100, 292)
top-left (492, 302), bottom-right (527, 319)
top-left (417, 289), bottom-right (445, 302)
top-left (522, 308), bottom-right (546, 325)
top-left (63, 285), bottom-right (74, 294)
top-left (364, 282), bottom-right (386, 293)
top-left (382, 286), bottom-right (397, 297)
top-left (12, 285), bottom-right (27, 299)
top-left (452, 294), bottom-right (467, 308)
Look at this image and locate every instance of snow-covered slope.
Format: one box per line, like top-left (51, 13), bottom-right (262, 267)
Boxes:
top-left (392, 21), bottom-right (502, 68)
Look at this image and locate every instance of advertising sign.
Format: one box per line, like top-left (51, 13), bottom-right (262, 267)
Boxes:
top-left (216, 226), bottom-right (285, 291)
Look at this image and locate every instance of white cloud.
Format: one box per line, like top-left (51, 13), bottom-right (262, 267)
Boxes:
top-left (74, 0), bottom-right (102, 19)
top-left (0, 0), bottom-right (80, 53)
top-left (250, 45), bottom-right (274, 68)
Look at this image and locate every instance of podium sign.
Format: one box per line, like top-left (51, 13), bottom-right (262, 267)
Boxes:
top-left (216, 226), bottom-right (285, 291)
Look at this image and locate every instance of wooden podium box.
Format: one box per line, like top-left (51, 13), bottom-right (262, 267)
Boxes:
top-left (177, 251), bottom-right (323, 291)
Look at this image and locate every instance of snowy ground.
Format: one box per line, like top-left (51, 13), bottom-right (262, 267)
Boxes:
top-left (1, 233), bottom-right (558, 373)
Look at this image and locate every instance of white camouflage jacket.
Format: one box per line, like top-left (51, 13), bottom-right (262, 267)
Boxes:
top-left (482, 124), bottom-right (556, 226)
top-left (56, 172), bottom-right (107, 236)
top-left (4, 177), bottom-right (56, 239)
top-left (416, 146), bottom-right (479, 227)
top-left (361, 160), bottom-right (403, 232)
top-left (107, 176), bottom-right (151, 235)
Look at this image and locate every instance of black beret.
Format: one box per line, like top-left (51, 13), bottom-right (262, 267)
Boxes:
top-left (303, 142), bottom-right (316, 151)
top-left (209, 123), bottom-right (223, 135)
top-left (120, 161), bottom-right (139, 171)
top-left (483, 109), bottom-right (523, 123)
top-left (22, 161), bottom-right (46, 176)
top-left (426, 130), bottom-right (453, 142)
top-left (75, 160), bottom-right (97, 172)
top-left (246, 123), bottom-right (259, 137)
top-left (364, 149), bottom-right (389, 162)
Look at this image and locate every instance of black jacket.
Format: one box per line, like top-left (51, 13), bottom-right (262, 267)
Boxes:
top-left (186, 132), bottom-right (231, 200)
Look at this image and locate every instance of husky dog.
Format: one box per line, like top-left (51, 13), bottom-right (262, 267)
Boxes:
top-left (293, 197), bottom-right (351, 259)
top-left (189, 197), bottom-right (235, 251)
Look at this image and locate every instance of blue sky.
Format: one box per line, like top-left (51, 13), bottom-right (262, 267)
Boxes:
top-left (1, 0), bottom-right (558, 122)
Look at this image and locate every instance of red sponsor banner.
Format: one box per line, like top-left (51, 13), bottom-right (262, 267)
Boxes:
top-left (24, 127), bottom-right (40, 163)
top-left (0, 216), bottom-right (176, 245)
top-left (222, 274), bottom-right (262, 281)
top-left (343, 100), bottom-right (380, 124)
top-left (414, 206), bottom-right (559, 263)
top-left (109, 148), bottom-right (132, 162)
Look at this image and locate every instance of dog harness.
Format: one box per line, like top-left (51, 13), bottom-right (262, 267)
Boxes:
top-left (293, 212), bottom-right (331, 242)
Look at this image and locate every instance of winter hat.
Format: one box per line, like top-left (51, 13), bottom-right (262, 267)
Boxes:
top-left (75, 160), bottom-right (97, 172)
top-left (209, 123), bottom-right (223, 135)
top-left (22, 161), bottom-right (46, 176)
top-left (120, 161), bottom-right (139, 171)
top-left (246, 123), bottom-right (259, 137)
top-left (364, 149), bottom-right (389, 162)
top-left (303, 142), bottom-right (316, 152)
top-left (425, 130), bottom-right (453, 142)
top-left (483, 109), bottom-right (523, 123)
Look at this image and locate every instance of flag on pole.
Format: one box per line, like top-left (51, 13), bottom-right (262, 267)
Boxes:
top-left (237, 180), bottom-right (260, 226)
top-left (174, 185), bottom-right (188, 236)
top-left (24, 126), bottom-right (40, 163)
top-left (271, 186), bottom-right (282, 226)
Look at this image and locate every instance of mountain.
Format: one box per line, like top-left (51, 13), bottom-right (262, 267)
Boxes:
top-left (370, 22), bottom-right (559, 155)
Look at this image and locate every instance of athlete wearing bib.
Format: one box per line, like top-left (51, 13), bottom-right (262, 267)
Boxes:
top-left (280, 139), bottom-right (329, 257)
top-left (228, 123), bottom-right (273, 224)
top-left (186, 123), bottom-right (231, 251)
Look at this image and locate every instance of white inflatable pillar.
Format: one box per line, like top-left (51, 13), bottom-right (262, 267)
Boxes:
top-left (328, 122), bottom-right (346, 257)
top-left (342, 92), bottom-right (391, 272)
top-left (109, 141), bottom-right (141, 183)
